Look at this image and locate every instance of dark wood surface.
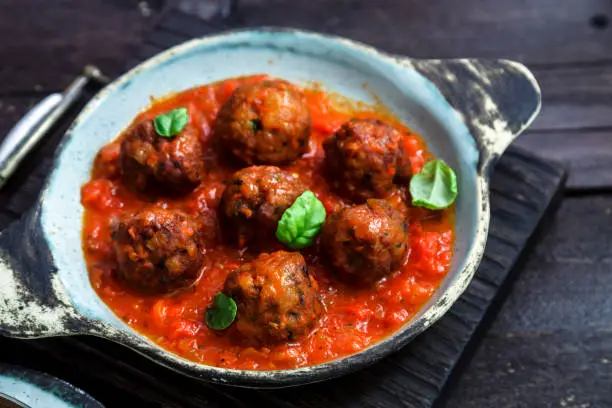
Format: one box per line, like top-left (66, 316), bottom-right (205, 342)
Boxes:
top-left (0, 1), bottom-right (610, 407)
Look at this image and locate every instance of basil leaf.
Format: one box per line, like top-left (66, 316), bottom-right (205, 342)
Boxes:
top-left (205, 293), bottom-right (237, 330)
top-left (153, 107), bottom-right (189, 137)
top-left (276, 190), bottom-right (326, 249)
top-left (409, 159), bottom-right (458, 210)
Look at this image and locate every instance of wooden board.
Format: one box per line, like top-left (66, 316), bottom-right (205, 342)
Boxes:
top-left (0, 0), bottom-right (164, 94)
top-left (447, 195), bottom-right (612, 408)
top-left (163, 0), bottom-right (612, 65)
top-left (516, 128), bottom-right (612, 190)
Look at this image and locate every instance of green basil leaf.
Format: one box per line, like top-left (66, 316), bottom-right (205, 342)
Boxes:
top-left (276, 190), bottom-right (326, 249)
top-left (153, 107), bottom-right (189, 137)
top-left (205, 293), bottom-right (237, 330)
top-left (409, 159), bottom-right (458, 210)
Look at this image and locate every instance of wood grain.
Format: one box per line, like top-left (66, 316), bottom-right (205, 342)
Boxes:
top-left (529, 62), bottom-right (612, 131)
top-left (490, 196), bottom-right (612, 333)
top-left (517, 129), bottom-right (612, 190)
top-left (235, 0), bottom-right (612, 65)
top-left (448, 197), bottom-right (612, 407)
top-left (0, 0), bottom-right (162, 93)
top-left (447, 332), bottom-right (612, 408)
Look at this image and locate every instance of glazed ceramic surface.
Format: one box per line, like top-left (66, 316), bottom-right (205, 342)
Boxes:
top-left (0, 365), bottom-right (102, 408)
top-left (0, 29), bottom-right (540, 387)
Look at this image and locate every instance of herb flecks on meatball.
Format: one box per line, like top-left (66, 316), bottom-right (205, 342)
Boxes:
top-left (112, 208), bottom-right (208, 294)
top-left (224, 250), bottom-right (322, 344)
top-left (219, 165), bottom-right (307, 246)
top-left (323, 118), bottom-right (412, 202)
top-left (120, 120), bottom-right (205, 195)
top-left (215, 80), bottom-right (311, 165)
top-left (321, 199), bottom-right (408, 285)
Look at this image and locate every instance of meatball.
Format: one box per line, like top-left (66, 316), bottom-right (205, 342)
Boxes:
top-left (224, 251), bottom-right (322, 343)
top-left (219, 165), bottom-right (307, 245)
top-left (321, 199), bottom-right (408, 285)
top-left (323, 118), bottom-right (412, 202)
top-left (112, 209), bottom-right (207, 293)
top-left (120, 120), bottom-right (205, 194)
top-left (215, 80), bottom-right (311, 165)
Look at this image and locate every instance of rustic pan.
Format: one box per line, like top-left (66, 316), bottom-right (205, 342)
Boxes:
top-left (0, 29), bottom-right (540, 388)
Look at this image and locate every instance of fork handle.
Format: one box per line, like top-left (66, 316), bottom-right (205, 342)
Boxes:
top-left (0, 73), bottom-right (90, 189)
top-left (0, 94), bottom-right (63, 185)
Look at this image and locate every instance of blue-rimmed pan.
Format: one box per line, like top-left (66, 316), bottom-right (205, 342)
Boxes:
top-left (0, 29), bottom-right (540, 388)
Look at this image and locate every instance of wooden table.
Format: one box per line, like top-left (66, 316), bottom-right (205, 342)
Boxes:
top-left (1, 1), bottom-right (611, 407)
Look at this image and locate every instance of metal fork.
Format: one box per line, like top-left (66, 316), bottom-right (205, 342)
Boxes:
top-left (0, 66), bottom-right (109, 189)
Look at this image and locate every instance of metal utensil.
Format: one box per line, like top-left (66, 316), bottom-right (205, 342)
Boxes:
top-left (0, 392), bottom-right (28, 408)
top-left (0, 65), bottom-right (109, 189)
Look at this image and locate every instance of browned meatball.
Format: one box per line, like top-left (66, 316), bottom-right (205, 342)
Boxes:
top-left (224, 251), bottom-right (322, 344)
top-left (215, 80), bottom-right (311, 165)
top-left (112, 209), bottom-right (208, 294)
top-left (120, 120), bottom-right (205, 194)
top-left (219, 166), bottom-right (307, 245)
top-left (323, 118), bottom-right (412, 202)
top-left (321, 199), bottom-right (408, 285)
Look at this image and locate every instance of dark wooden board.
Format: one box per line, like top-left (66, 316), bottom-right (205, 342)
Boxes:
top-left (447, 196), bottom-right (612, 408)
top-left (529, 62), bottom-right (612, 131)
top-left (202, 0), bottom-right (612, 66)
top-left (0, 0), bottom-right (164, 94)
top-left (146, 1), bottom-right (612, 67)
top-left (4, 0), bottom-right (611, 83)
top-left (485, 195), bottom-right (612, 333)
top-left (517, 129), bottom-right (612, 190)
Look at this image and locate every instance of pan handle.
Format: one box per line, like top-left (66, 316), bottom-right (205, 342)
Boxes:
top-left (407, 58), bottom-right (541, 175)
top-left (0, 210), bottom-right (90, 339)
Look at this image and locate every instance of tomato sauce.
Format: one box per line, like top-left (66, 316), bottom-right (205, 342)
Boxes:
top-left (81, 75), bottom-right (454, 370)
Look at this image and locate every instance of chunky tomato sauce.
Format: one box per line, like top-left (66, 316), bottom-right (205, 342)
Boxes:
top-left (81, 75), bottom-right (454, 370)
